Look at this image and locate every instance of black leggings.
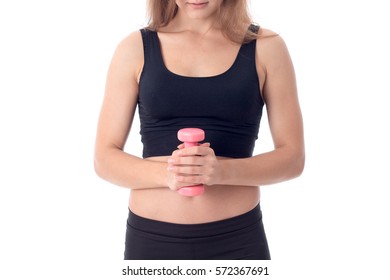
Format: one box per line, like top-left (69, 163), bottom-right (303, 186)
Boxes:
top-left (124, 204), bottom-right (271, 260)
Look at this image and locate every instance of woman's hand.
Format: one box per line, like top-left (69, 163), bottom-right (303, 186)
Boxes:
top-left (166, 143), bottom-right (222, 191)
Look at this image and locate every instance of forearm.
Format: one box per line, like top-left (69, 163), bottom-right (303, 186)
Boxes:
top-left (94, 147), bottom-right (168, 190)
top-left (219, 147), bottom-right (305, 187)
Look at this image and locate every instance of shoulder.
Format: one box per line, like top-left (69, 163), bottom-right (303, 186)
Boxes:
top-left (109, 30), bottom-right (144, 80)
top-left (255, 28), bottom-right (292, 71)
top-left (256, 28), bottom-right (289, 57)
top-left (114, 30), bottom-right (144, 60)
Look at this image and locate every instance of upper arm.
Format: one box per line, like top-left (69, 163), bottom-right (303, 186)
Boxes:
top-left (256, 30), bottom-right (304, 154)
top-left (95, 31), bottom-right (144, 152)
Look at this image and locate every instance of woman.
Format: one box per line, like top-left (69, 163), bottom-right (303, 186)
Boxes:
top-left (94, 0), bottom-right (304, 260)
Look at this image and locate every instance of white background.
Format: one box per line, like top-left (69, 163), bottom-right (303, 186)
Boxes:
top-left (1, 0), bottom-right (389, 279)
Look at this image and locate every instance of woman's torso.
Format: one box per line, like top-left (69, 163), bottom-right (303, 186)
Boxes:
top-left (130, 27), bottom-right (264, 224)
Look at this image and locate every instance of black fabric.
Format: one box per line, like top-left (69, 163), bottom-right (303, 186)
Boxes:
top-left (124, 204), bottom-right (271, 260)
top-left (138, 26), bottom-right (264, 158)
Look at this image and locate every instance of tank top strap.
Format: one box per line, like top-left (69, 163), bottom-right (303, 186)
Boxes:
top-left (236, 24), bottom-right (259, 66)
top-left (248, 23), bottom-right (260, 34)
top-left (139, 28), bottom-right (164, 71)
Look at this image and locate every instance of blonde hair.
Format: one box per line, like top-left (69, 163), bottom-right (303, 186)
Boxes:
top-left (146, 0), bottom-right (259, 44)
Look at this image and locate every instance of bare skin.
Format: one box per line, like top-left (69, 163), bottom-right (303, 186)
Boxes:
top-left (94, 1), bottom-right (304, 224)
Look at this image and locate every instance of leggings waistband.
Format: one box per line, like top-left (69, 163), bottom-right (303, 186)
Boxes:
top-left (127, 204), bottom-right (262, 238)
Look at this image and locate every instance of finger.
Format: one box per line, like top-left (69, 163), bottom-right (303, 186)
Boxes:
top-left (168, 156), bottom-right (204, 166)
top-left (169, 165), bottom-right (203, 176)
top-left (176, 143), bottom-right (210, 150)
top-left (175, 174), bottom-right (203, 185)
top-left (174, 146), bottom-right (212, 157)
top-left (169, 179), bottom-right (201, 191)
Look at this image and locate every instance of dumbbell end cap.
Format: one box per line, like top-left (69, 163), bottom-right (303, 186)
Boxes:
top-left (178, 128), bottom-right (205, 142)
top-left (177, 185), bottom-right (205, 196)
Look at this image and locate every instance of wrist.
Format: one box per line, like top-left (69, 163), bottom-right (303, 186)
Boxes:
top-left (218, 159), bottom-right (235, 185)
top-left (146, 159), bottom-right (170, 189)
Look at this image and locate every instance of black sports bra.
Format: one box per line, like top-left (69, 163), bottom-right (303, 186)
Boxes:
top-left (137, 26), bottom-right (264, 158)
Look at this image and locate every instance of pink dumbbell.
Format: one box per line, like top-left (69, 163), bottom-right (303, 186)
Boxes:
top-left (177, 128), bottom-right (205, 196)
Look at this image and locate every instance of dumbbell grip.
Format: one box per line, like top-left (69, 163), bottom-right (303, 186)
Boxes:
top-left (177, 128), bottom-right (205, 196)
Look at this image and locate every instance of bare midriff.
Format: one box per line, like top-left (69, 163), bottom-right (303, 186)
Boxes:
top-left (129, 155), bottom-right (260, 224)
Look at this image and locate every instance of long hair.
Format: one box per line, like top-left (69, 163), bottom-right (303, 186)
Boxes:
top-left (146, 0), bottom-right (259, 44)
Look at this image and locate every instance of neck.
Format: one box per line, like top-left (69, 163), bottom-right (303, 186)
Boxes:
top-left (170, 10), bottom-right (220, 35)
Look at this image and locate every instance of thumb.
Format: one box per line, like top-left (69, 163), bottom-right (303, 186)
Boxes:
top-left (177, 143), bottom-right (185, 149)
top-left (199, 142), bottom-right (211, 147)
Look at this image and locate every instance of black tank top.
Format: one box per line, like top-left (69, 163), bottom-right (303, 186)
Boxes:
top-left (138, 26), bottom-right (264, 158)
